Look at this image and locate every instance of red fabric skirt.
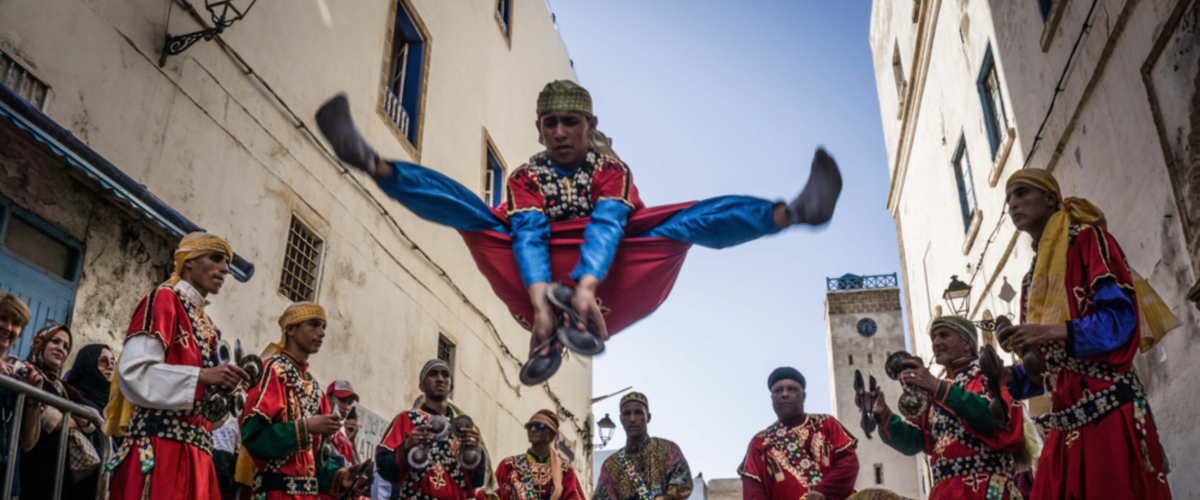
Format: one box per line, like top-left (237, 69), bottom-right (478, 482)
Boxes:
top-left (1031, 404), bottom-right (1172, 500)
top-left (109, 438), bottom-right (220, 500)
top-left (460, 203), bottom-right (695, 336)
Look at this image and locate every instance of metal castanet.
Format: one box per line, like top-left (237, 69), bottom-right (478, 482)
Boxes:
top-left (451, 415), bottom-right (482, 469)
top-left (201, 339), bottom-right (261, 422)
top-left (407, 415), bottom-right (451, 469)
top-left (853, 370), bottom-right (875, 439)
top-left (885, 351), bottom-right (930, 419)
top-left (978, 344), bottom-right (1011, 427)
top-left (995, 316), bottom-right (1046, 383)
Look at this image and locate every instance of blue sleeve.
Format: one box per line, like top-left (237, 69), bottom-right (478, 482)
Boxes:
top-left (1067, 280), bottom-right (1138, 359)
top-left (1006, 364), bottom-right (1044, 400)
top-left (570, 200), bottom-right (631, 282)
top-left (511, 211), bottom-right (552, 288)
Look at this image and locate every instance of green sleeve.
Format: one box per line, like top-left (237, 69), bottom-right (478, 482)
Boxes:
top-left (241, 415), bottom-right (301, 460)
top-left (879, 414), bottom-right (925, 456)
top-left (942, 384), bottom-right (998, 431)
top-left (317, 446), bottom-right (342, 492)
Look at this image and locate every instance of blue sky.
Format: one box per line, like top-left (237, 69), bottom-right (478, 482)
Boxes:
top-left (546, 0), bottom-right (905, 480)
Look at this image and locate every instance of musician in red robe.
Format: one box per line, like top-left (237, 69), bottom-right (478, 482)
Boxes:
top-left (740, 368), bottom-right (859, 500)
top-left (106, 232), bottom-right (251, 500)
top-left (240, 302), bottom-right (370, 499)
top-left (495, 410), bottom-right (584, 500)
top-left (870, 316), bottom-right (1027, 500)
top-left (315, 81), bottom-right (842, 372)
top-left (998, 169), bottom-right (1175, 499)
top-left (376, 359), bottom-right (489, 500)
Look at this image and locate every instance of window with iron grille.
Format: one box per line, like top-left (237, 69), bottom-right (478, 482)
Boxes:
top-left (383, 0), bottom-right (427, 145)
top-left (951, 135), bottom-right (979, 233)
top-left (484, 147), bottom-right (505, 208)
top-left (278, 217), bottom-right (323, 302)
top-left (437, 334), bottom-right (456, 375)
top-left (977, 45), bottom-right (1009, 159)
top-left (1, 52), bottom-right (50, 110)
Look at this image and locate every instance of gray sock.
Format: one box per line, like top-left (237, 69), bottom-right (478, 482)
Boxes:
top-left (315, 94), bottom-right (378, 175)
top-left (787, 147), bottom-right (843, 226)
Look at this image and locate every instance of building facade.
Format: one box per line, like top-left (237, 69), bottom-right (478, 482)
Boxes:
top-left (870, 0), bottom-right (1200, 495)
top-left (824, 274), bottom-right (921, 498)
top-left (0, 0), bottom-right (597, 485)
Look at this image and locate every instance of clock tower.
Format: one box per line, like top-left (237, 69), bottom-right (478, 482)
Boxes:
top-left (824, 273), bottom-right (922, 499)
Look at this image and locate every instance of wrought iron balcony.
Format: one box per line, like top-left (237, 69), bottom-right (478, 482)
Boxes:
top-left (826, 273), bottom-right (899, 291)
top-left (384, 86), bottom-right (410, 138)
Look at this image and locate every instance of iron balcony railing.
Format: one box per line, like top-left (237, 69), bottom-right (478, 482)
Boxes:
top-left (0, 373), bottom-right (111, 500)
top-left (826, 273), bottom-right (899, 291)
top-left (383, 86), bottom-right (410, 138)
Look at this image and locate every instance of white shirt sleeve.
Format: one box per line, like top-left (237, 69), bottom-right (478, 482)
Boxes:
top-left (117, 335), bottom-right (200, 410)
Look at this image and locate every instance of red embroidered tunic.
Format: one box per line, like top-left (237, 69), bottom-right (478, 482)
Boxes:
top-left (241, 352), bottom-right (339, 499)
top-left (738, 414), bottom-right (859, 500)
top-left (505, 151), bottom-right (643, 221)
top-left (878, 362), bottom-right (1026, 500)
top-left (1021, 225), bottom-right (1171, 500)
top-left (495, 453), bottom-right (585, 500)
top-left (109, 285), bottom-right (222, 500)
top-left (376, 408), bottom-right (487, 500)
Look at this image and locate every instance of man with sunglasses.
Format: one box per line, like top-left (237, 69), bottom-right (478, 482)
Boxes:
top-left (495, 410), bottom-right (584, 500)
top-left (316, 82), bottom-right (843, 382)
top-left (594, 393), bottom-right (693, 500)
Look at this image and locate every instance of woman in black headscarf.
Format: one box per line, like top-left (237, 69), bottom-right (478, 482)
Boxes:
top-left (65, 344), bottom-right (113, 412)
top-left (63, 343), bottom-right (113, 499)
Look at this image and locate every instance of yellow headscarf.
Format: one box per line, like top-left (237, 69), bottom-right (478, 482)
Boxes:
top-left (1006, 170), bottom-right (1179, 351)
top-left (262, 301), bottom-right (328, 358)
top-left (165, 232), bottom-right (235, 287)
top-left (104, 232), bottom-right (233, 437)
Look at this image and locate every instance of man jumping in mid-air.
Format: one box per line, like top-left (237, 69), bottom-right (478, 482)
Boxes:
top-left (315, 80), bottom-right (842, 383)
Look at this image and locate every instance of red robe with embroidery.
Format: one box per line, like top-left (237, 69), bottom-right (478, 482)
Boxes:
top-left (495, 453), bottom-right (585, 500)
top-left (376, 408), bottom-right (487, 500)
top-left (109, 286), bottom-right (221, 500)
top-left (879, 363), bottom-right (1026, 500)
top-left (738, 414), bottom-right (859, 500)
top-left (1021, 225), bottom-right (1171, 500)
top-left (240, 353), bottom-right (338, 500)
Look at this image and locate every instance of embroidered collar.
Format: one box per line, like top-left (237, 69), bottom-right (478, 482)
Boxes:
top-left (174, 280), bottom-right (208, 309)
top-left (525, 450), bottom-right (550, 464)
top-left (280, 350), bottom-right (309, 374)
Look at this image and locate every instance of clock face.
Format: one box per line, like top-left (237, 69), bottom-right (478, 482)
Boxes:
top-left (857, 318), bottom-right (877, 338)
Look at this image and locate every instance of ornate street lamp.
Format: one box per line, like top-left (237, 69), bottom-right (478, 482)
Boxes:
top-left (595, 413), bottom-right (616, 449)
top-left (160, 0), bottom-right (259, 66)
top-left (942, 275), bottom-right (972, 317)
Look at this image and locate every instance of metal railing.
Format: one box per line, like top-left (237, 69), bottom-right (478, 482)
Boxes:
top-left (383, 86), bottom-right (410, 138)
top-left (0, 374), bottom-right (111, 500)
top-left (826, 273), bottom-right (899, 291)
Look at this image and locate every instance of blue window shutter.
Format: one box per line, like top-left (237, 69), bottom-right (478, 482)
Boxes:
top-left (952, 136), bottom-right (978, 233)
top-left (1038, 0), bottom-right (1054, 21)
top-left (486, 149), bottom-right (504, 208)
top-left (394, 5), bottom-right (425, 143)
top-left (0, 198), bottom-right (82, 359)
top-left (976, 44), bottom-right (1006, 159)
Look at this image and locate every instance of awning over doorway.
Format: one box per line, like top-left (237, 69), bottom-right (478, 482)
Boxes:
top-left (0, 85), bottom-right (255, 282)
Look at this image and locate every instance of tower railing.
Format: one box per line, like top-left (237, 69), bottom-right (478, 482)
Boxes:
top-left (826, 273), bottom-right (898, 291)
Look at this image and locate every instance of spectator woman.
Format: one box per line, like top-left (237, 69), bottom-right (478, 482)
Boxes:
top-left (0, 293), bottom-right (44, 497)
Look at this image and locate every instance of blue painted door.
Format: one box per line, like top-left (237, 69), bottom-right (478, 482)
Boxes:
top-left (0, 199), bottom-right (81, 359)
